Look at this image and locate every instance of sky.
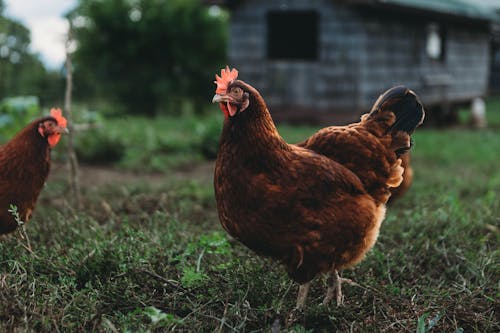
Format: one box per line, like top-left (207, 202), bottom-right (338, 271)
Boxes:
top-left (4, 0), bottom-right (78, 69)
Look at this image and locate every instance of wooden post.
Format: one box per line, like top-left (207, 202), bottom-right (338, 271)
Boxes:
top-left (470, 97), bottom-right (487, 129)
top-left (64, 21), bottom-right (82, 210)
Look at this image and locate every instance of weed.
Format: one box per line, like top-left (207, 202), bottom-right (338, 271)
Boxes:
top-left (8, 204), bottom-right (34, 255)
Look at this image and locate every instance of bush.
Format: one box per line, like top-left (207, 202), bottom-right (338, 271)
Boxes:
top-left (196, 114), bottom-right (222, 160)
top-left (0, 96), bottom-right (40, 141)
top-left (75, 129), bottom-right (126, 165)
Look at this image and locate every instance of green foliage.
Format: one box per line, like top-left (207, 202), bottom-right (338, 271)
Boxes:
top-left (416, 313), bottom-right (442, 333)
top-left (99, 111), bottom-right (222, 170)
top-left (67, 108), bottom-right (126, 164)
top-left (180, 266), bottom-right (208, 288)
top-left (177, 231), bottom-right (230, 288)
top-left (143, 306), bottom-right (183, 325)
top-left (197, 231), bottom-right (231, 255)
top-left (197, 112), bottom-right (223, 159)
top-left (75, 128), bottom-right (126, 164)
top-left (0, 95), bottom-right (40, 141)
top-left (0, 14), bottom-right (64, 105)
top-left (70, 0), bottom-right (228, 115)
top-left (7, 204), bottom-right (23, 226)
top-left (484, 96), bottom-right (500, 125)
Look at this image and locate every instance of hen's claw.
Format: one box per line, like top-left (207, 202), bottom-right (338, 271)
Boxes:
top-left (322, 269), bottom-right (354, 306)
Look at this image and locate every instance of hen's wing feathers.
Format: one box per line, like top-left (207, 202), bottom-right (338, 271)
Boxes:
top-left (238, 147), bottom-right (368, 226)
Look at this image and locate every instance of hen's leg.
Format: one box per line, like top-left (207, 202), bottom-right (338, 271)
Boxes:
top-left (295, 282), bottom-right (311, 309)
top-left (322, 269), bottom-right (352, 306)
top-left (286, 282), bottom-right (311, 327)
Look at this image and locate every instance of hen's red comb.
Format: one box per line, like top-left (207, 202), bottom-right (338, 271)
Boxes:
top-left (50, 108), bottom-right (67, 128)
top-left (214, 66), bottom-right (238, 94)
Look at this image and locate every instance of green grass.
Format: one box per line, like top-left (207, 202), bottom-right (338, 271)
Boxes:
top-left (64, 105), bottom-right (225, 171)
top-left (101, 112), bottom-right (224, 171)
top-left (1, 101), bottom-right (499, 332)
top-left (472, 95), bottom-right (500, 125)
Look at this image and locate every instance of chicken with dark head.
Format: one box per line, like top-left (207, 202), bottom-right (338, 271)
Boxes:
top-left (297, 85), bottom-right (424, 204)
top-left (0, 108), bottom-right (68, 235)
top-left (212, 67), bottom-right (424, 309)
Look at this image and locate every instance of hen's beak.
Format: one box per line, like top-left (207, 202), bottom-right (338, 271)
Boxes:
top-left (56, 126), bottom-right (70, 134)
top-left (212, 94), bottom-right (232, 103)
top-left (213, 93), bottom-right (239, 117)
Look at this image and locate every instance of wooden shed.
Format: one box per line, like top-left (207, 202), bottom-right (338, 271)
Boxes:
top-left (482, 0), bottom-right (500, 94)
top-left (212, 0), bottom-right (499, 124)
top-left (491, 24), bottom-right (500, 94)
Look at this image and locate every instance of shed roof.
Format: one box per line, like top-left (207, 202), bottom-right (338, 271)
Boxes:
top-left (208, 0), bottom-right (500, 23)
top-left (358, 0), bottom-right (500, 23)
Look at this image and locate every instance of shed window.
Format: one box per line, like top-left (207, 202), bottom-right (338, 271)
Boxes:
top-left (267, 10), bottom-right (318, 60)
top-left (426, 23), bottom-right (446, 61)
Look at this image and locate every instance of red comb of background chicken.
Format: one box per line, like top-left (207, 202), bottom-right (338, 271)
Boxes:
top-left (214, 66), bottom-right (238, 94)
top-left (46, 108), bottom-right (68, 147)
top-left (50, 108), bottom-right (67, 128)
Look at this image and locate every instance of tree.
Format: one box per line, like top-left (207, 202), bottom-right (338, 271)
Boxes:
top-left (0, 8), bottom-right (65, 106)
top-left (70, 0), bottom-right (228, 116)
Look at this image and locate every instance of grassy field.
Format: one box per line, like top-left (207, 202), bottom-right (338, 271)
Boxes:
top-left (0, 100), bottom-right (499, 332)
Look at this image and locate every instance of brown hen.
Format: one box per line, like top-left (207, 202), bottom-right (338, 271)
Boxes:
top-left (297, 87), bottom-right (423, 205)
top-left (0, 108), bottom-right (67, 235)
top-left (212, 67), bottom-right (424, 308)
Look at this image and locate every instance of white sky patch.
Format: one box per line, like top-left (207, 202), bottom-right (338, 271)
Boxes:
top-left (31, 17), bottom-right (69, 68)
top-left (4, 0), bottom-right (77, 69)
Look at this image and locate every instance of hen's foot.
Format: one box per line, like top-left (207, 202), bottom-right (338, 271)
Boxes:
top-left (295, 282), bottom-right (310, 309)
top-left (286, 282), bottom-right (311, 327)
top-left (322, 269), bottom-right (354, 306)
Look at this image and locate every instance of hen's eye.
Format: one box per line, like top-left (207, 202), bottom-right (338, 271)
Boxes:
top-left (232, 87), bottom-right (242, 94)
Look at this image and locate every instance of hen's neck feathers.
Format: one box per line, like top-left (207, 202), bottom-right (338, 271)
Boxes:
top-left (220, 88), bottom-right (290, 160)
top-left (1, 119), bottom-right (52, 168)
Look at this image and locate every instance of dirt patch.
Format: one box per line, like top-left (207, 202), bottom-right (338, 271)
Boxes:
top-left (44, 161), bottom-right (216, 223)
top-left (49, 161), bottom-right (215, 188)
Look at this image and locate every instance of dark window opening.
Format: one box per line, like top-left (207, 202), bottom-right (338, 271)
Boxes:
top-left (490, 42), bottom-right (500, 93)
top-left (267, 10), bottom-right (318, 61)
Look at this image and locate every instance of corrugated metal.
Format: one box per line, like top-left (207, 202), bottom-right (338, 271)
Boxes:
top-left (375, 0), bottom-right (500, 22)
top-left (208, 0), bottom-right (500, 22)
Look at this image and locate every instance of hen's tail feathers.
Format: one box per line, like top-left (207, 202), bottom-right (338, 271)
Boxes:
top-left (369, 86), bottom-right (425, 134)
top-left (366, 86), bottom-right (425, 156)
